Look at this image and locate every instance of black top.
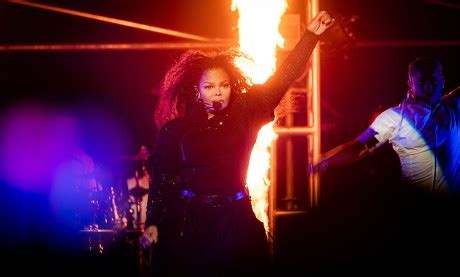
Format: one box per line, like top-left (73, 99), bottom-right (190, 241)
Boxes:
top-left (146, 30), bottom-right (320, 227)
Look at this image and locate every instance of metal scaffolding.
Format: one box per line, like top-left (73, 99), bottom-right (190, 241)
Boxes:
top-left (268, 0), bottom-right (321, 252)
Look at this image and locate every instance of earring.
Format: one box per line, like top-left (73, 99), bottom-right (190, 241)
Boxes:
top-left (194, 86), bottom-right (202, 102)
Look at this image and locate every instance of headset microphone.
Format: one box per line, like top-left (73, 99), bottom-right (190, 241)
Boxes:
top-left (212, 101), bottom-right (222, 112)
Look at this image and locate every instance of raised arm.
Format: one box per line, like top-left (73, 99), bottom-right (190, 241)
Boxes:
top-left (248, 11), bottom-right (335, 112)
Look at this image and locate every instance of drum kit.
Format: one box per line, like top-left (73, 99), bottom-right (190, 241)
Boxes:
top-left (77, 145), bottom-right (152, 260)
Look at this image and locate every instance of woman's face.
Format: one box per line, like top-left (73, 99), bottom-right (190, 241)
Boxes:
top-left (197, 67), bottom-right (231, 112)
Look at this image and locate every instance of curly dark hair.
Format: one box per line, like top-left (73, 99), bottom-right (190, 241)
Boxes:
top-left (154, 48), bottom-right (253, 127)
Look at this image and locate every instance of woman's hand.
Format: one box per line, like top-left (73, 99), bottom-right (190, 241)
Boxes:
top-left (307, 11), bottom-right (335, 35)
top-left (141, 225), bottom-right (158, 248)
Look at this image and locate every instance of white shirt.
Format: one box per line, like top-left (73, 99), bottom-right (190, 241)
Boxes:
top-left (366, 92), bottom-right (460, 192)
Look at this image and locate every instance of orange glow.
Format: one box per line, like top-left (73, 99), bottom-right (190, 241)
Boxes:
top-left (246, 122), bottom-right (278, 233)
top-left (232, 0), bottom-right (287, 83)
top-left (308, 1), bottom-right (321, 207)
top-left (232, 0), bottom-right (287, 234)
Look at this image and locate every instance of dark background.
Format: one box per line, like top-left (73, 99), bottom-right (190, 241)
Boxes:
top-left (2, 0), bottom-right (460, 275)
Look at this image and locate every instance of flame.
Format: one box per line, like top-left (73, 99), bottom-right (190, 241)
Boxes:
top-left (246, 122), bottom-right (278, 233)
top-left (232, 0), bottom-right (287, 84)
top-left (232, 0), bottom-right (287, 234)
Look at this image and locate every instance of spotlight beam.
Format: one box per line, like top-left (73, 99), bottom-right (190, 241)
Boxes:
top-left (8, 0), bottom-right (222, 42)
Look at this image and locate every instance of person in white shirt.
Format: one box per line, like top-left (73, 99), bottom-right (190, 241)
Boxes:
top-left (311, 57), bottom-right (460, 194)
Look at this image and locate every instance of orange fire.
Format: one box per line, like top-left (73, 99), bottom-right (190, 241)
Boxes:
top-left (232, 0), bottom-right (287, 234)
top-left (245, 122), bottom-right (278, 233)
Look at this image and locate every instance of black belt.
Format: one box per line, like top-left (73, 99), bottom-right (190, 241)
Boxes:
top-left (179, 189), bottom-right (248, 207)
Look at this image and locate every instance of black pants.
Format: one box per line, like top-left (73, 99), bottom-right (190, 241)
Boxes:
top-left (154, 196), bottom-right (270, 275)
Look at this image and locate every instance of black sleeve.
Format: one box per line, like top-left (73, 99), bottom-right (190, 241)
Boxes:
top-left (145, 122), bottom-right (180, 228)
top-left (246, 30), bottom-right (320, 124)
